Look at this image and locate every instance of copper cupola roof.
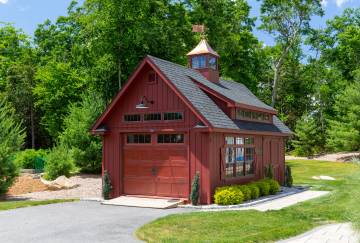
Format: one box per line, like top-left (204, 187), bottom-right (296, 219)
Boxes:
top-left (186, 39), bottom-right (219, 57)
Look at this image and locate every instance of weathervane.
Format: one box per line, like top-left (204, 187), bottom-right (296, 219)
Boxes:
top-left (192, 24), bottom-right (206, 38)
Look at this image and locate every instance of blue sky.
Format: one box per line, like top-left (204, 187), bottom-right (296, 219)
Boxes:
top-left (1, 0), bottom-right (360, 46)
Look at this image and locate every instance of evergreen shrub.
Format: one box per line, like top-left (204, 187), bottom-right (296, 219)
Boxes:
top-left (14, 149), bottom-right (47, 169)
top-left (264, 179), bottom-right (280, 194)
top-left (190, 172), bottom-right (200, 205)
top-left (254, 181), bottom-right (270, 196)
top-left (235, 185), bottom-right (252, 201)
top-left (247, 183), bottom-right (260, 199)
top-left (103, 170), bottom-right (112, 200)
top-left (44, 146), bottom-right (76, 180)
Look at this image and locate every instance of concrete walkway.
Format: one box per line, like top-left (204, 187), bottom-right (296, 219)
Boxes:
top-left (247, 190), bottom-right (330, 212)
top-left (278, 223), bottom-right (359, 243)
top-left (102, 196), bottom-right (184, 209)
top-left (202, 190), bottom-right (330, 212)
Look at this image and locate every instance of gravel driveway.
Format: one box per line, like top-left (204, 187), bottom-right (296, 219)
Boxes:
top-left (0, 201), bottom-right (189, 243)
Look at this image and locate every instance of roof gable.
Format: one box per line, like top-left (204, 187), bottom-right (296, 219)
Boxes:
top-left (147, 56), bottom-right (238, 130)
top-left (91, 57), bottom-right (215, 132)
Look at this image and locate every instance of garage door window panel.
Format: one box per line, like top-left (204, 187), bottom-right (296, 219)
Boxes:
top-left (127, 134), bottom-right (151, 144)
top-left (158, 134), bottom-right (184, 144)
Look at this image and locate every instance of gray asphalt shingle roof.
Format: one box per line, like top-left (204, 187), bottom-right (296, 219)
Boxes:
top-left (148, 55), bottom-right (291, 134)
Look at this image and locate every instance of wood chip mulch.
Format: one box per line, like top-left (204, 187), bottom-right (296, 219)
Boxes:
top-left (6, 174), bottom-right (49, 196)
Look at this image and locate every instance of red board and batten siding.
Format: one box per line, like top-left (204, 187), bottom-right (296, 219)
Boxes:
top-left (207, 133), bottom-right (286, 203)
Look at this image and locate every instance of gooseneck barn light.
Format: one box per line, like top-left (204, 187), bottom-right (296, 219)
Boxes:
top-left (135, 96), bottom-right (154, 109)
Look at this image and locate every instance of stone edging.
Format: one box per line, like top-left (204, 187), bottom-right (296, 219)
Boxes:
top-left (179, 186), bottom-right (309, 210)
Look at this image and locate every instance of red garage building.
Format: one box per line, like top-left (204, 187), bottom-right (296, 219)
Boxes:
top-left (92, 39), bottom-right (292, 204)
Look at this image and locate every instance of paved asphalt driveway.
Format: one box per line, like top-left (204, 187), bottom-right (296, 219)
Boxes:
top-left (0, 201), bottom-right (190, 243)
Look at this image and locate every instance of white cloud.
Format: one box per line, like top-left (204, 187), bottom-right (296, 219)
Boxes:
top-left (335, 0), bottom-right (351, 7)
top-left (0, 0), bottom-right (8, 4)
top-left (321, 0), bottom-right (328, 7)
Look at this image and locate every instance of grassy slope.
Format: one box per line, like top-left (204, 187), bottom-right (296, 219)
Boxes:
top-left (0, 199), bottom-right (78, 211)
top-left (136, 160), bottom-right (360, 243)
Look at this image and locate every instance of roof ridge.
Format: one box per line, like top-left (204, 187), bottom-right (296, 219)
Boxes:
top-left (147, 55), bottom-right (192, 72)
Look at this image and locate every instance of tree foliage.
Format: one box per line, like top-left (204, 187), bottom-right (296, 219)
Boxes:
top-left (292, 114), bottom-right (323, 156)
top-left (59, 91), bottom-right (105, 173)
top-left (327, 78), bottom-right (360, 151)
top-left (259, 0), bottom-right (323, 106)
top-left (0, 98), bottom-right (25, 194)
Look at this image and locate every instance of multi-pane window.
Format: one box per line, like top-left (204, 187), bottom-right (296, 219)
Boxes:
top-left (164, 112), bottom-right (183, 121)
top-left (192, 56), bottom-right (206, 69)
top-left (124, 114), bottom-right (141, 122)
top-left (127, 134), bottom-right (151, 144)
top-left (236, 109), bottom-right (270, 122)
top-left (124, 112), bottom-right (184, 122)
top-left (245, 147), bottom-right (255, 175)
top-left (208, 57), bottom-right (217, 70)
top-left (157, 134), bottom-right (184, 144)
top-left (224, 136), bottom-right (255, 178)
top-left (144, 113), bottom-right (161, 121)
top-left (225, 147), bottom-right (235, 176)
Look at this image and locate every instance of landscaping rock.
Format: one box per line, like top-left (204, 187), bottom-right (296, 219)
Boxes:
top-left (312, 175), bottom-right (336, 181)
top-left (41, 176), bottom-right (79, 190)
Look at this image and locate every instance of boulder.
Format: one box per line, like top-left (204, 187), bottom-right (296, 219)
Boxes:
top-left (41, 175), bottom-right (79, 190)
top-left (312, 175), bottom-right (336, 181)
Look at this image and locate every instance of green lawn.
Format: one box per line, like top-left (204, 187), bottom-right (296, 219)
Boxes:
top-left (136, 160), bottom-right (360, 243)
top-left (0, 199), bottom-right (78, 211)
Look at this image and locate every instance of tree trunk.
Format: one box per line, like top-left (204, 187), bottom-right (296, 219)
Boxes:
top-left (271, 65), bottom-right (281, 107)
top-left (118, 59), bottom-right (122, 90)
top-left (271, 44), bottom-right (292, 107)
top-left (30, 105), bottom-right (35, 148)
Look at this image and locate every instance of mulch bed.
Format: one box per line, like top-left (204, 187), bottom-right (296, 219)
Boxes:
top-left (6, 174), bottom-right (49, 196)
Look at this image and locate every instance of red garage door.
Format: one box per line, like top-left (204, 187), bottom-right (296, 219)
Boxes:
top-left (123, 134), bottom-right (189, 198)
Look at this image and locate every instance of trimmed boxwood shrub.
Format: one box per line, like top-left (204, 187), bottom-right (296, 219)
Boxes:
top-left (235, 185), bottom-right (251, 201)
top-left (255, 181), bottom-right (270, 196)
top-left (265, 179), bottom-right (280, 195)
top-left (214, 187), bottom-right (244, 205)
top-left (247, 183), bottom-right (260, 199)
top-left (213, 179), bottom-right (280, 205)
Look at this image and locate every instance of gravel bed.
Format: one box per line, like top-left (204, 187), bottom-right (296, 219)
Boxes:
top-left (8, 174), bottom-right (102, 201)
top-left (179, 186), bottom-right (308, 210)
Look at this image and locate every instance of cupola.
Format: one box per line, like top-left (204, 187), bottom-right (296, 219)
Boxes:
top-left (187, 39), bottom-right (219, 83)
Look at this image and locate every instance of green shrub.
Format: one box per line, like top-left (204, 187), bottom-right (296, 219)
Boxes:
top-left (102, 170), bottom-right (112, 200)
top-left (264, 179), bottom-right (280, 195)
top-left (0, 99), bottom-right (25, 195)
top-left (14, 149), bottom-right (47, 169)
top-left (247, 183), bottom-right (260, 199)
top-left (214, 187), bottom-right (244, 205)
top-left (255, 181), bottom-right (270, 196)
top-left (44, 146), bottom-right (76, 180)
top-left (265, 164), bottom-right (273, 179)
top-left (235, 185), bottom-right (251, 201)
top-left (190, 172), bottom-right (200, 205)
top-left (285, 165), bottom-right (293, 187)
